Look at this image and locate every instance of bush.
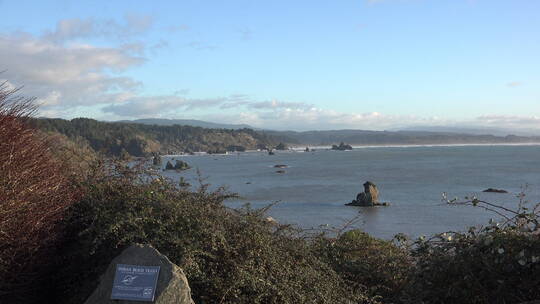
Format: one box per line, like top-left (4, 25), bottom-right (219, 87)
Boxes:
top-left (0, 82), bottom-right (79, 302)
top-left (404, 196), bottom-right (540, 304)
top-left (314, 230), bottom-right (412, 302)
top-left (53, 163), bottom-right (375, 304)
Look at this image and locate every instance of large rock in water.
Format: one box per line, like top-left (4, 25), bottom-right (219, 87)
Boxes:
top-left (346, 181), bottom-right (389, 207)
top-left (85, 244), bottom-right (194, 304)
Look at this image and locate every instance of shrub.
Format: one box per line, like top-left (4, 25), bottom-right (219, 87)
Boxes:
top-left (314, 229), bottom-right (412, 302)
top-left (0, 82), bottom-right (79, 302)
top-left (404, 195), bottom-right (540, 304)
top-left (53, 162), bottom-right (375, 304)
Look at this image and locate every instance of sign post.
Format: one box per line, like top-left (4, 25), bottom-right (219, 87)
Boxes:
top-left (111, 264), bottom-right (160, 302)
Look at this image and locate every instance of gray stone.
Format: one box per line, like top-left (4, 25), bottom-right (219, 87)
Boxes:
top-left (346, 181), bottom-right (390, 207)
top-left (85, 244), bottom-right (194, 304)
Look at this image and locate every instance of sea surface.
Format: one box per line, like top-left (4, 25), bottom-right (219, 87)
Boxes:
top-left (160, 145), bottom-right (540, 239)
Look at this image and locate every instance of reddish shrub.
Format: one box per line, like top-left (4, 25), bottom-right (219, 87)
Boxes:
top-left (0, 82), bottom-right (78, 301)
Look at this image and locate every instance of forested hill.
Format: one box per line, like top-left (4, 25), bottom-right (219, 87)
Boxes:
top-left (32, 118), bottom-right (279, 157)
top-left (265, 129), bottom-right (540, 146)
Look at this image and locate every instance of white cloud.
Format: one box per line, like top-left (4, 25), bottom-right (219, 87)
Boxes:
top-left (102, 95), bottom-right (247, 117)
top-left (0, 28), bottom-right (145, 114)
top-left (201, 106), bottom-right (448, 131)
top-left (44, 15), bottom-right (154, 42)
top-left (475, 115), bottom-right (540, 129)
top-left (248, 100), bottom-right (313, 110)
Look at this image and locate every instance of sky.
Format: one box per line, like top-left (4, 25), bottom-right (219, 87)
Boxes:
top-left (0, 0), bottom-right (539, 132)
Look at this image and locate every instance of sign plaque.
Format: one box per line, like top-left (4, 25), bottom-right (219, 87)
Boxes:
top-left (111, 264), bottom-right (160, 302)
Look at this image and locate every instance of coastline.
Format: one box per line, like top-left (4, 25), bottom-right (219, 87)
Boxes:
top-left (293, 142), bottom-right (540, 150)
top-left (163, 142), bottom-right (540, 157)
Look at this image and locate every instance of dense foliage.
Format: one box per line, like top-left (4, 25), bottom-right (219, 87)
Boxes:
top-left (33, 117), bottom-right (279, 157)
top-left (314, 230), bottom-right (412, 302)
top-left (403, 196), bottom-right (540, 304)
top-left (52, 163), bottom-right (374, 304)
top-left (0, 83), bottom-right (79, 303)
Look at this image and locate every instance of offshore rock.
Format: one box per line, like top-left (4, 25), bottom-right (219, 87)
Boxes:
top-left (346, 181), bottom-right (390, 207)
top-left (483, 188), bottom-right (508, 193)
top-left (85, 244), bottom-right (194, 304)
top-left (331, 142), bottom-right (353, 151)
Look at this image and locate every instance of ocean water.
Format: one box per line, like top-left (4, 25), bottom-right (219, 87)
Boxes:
top-left (160, 145), bottom-right (540, 239)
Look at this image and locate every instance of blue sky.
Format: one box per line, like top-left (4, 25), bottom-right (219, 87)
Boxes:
top-left (0, 0), bottom-right (539, 131)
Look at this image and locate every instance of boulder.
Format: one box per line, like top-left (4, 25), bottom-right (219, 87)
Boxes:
top-left (346, 181), bottom-right (390, 207)
top-left (85, 244), bottom-right (194, 304)
top-left (173, 160), bottom-right (190, 171)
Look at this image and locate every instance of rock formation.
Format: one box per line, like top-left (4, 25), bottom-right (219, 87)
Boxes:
top-left (164, 160), bottom-right (190, 171)
top-left (346, 181), bottom-right (390, 207)
top-left (483, 188), bottom-right (508, 193)
top-left (331, 142), bottom-right (353, 151)
top-left (85, 244), bottom-right (194, 304)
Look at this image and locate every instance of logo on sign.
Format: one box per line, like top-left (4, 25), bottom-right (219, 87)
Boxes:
top-left (143, 287), bottom-right (153, 296)
top-left (121, 275), bottom-right (138, 285)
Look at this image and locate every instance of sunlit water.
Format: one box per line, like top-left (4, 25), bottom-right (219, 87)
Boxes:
top-left (159, 145), bottom-right (540, 239)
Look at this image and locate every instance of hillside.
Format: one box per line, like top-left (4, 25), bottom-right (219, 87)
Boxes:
top-left (265, 129), bottom-right (540, 146)
top-left (33, 118), bottom-right (278, 157)
top-left (32, 118), bottom-right (540, 158)
top-left (117, 118), bottom-right (254, 130)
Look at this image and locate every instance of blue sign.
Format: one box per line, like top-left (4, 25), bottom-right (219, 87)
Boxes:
top-left (111, 264), bottom-right (160, 302)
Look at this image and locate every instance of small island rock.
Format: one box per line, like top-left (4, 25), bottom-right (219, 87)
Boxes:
top-left (346, 181), bottom-right (390, 207)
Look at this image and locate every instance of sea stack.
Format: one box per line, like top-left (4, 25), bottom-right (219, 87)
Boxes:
top-left (346, 181), bottom-right (390, 207)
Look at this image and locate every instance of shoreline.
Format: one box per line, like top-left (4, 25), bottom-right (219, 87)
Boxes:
top-left (163, 142), bottom-right (540, 157)
top-left (292, 142), bottom-right (540, 150)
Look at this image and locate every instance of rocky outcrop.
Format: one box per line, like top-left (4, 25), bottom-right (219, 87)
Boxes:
top-left (346, 181), bottom-right (390, 207)
top-left (483, 188), bottom-right (508, 193)
top-left (85, 244), bottom-right (194, 304)
top-left (165, 160), bottom-right (190, 171)
top-left (331, 142), bottom-right (353, 151)
top-left (274, 142), bottom-right (288, 150)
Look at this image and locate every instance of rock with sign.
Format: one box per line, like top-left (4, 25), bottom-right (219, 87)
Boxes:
top-left (84, 244), bottom-right (194, 304)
